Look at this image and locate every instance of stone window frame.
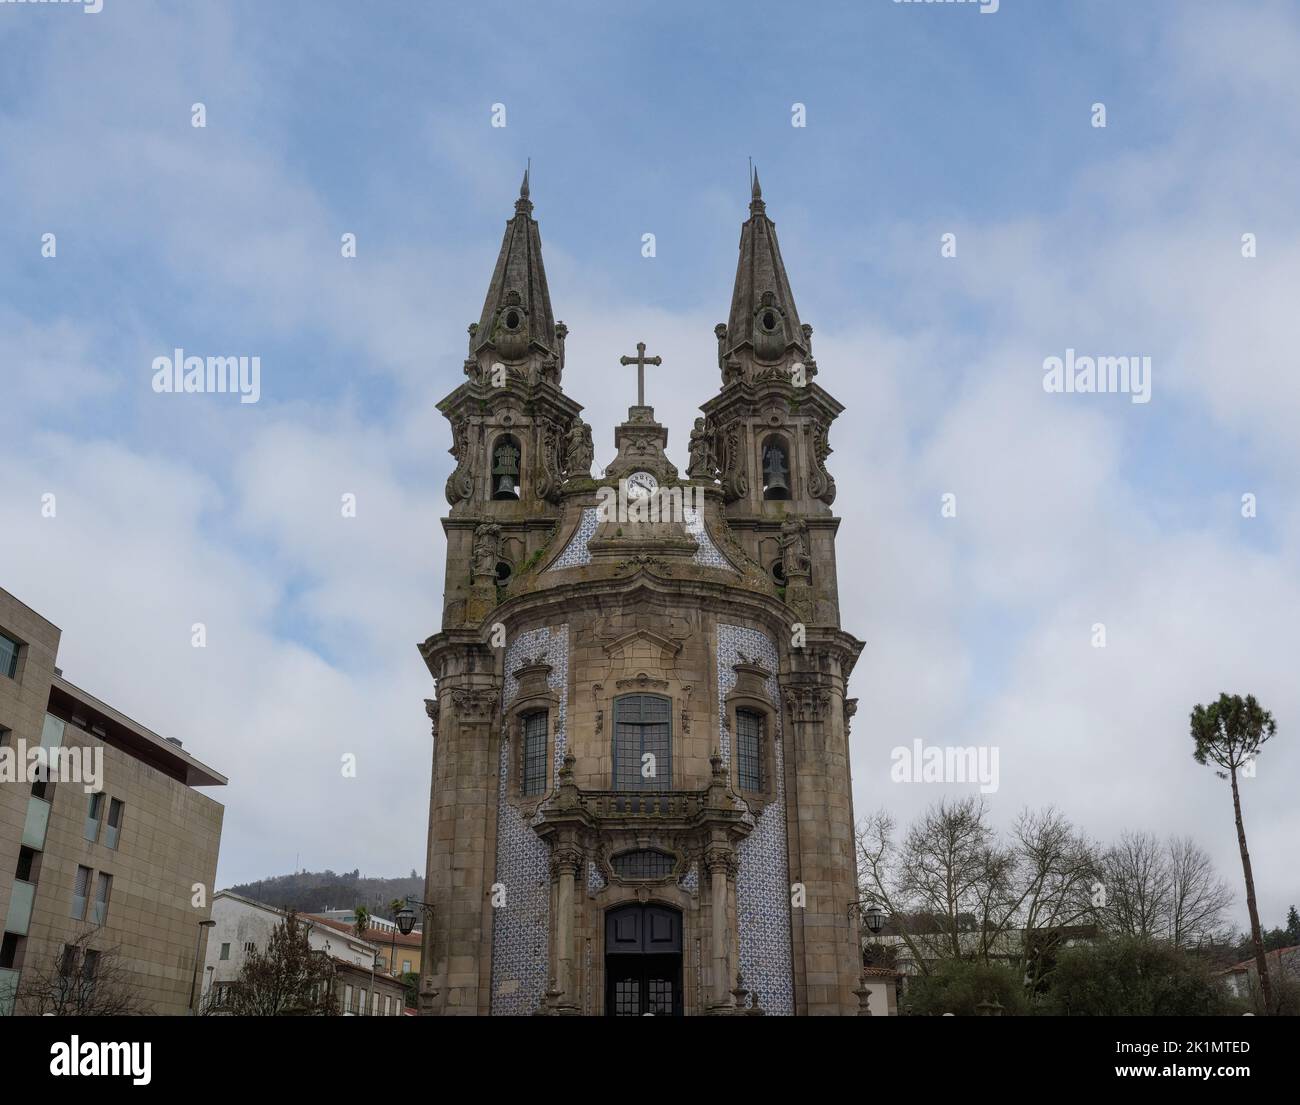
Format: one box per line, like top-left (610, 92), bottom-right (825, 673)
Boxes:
top-left (504, 671), bottom-right (559, 815)
top-left (607, 845), bottom-right (682, 885)
top-left (725, 673), bottom-right (778, 814)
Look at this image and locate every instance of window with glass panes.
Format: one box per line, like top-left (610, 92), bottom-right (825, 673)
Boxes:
top-left (612, 695), bottom-right (671, 790)
top-left (0, 632), bottom-right (19, 680)
top-left (736, 710), bottom-right (764, 791)
top-left (522, 712), bottom-right (548, 796)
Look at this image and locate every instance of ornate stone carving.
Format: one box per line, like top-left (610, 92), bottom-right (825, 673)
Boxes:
top-left (779, 518), bottom-right (811, 579)
top-left (424, 697), bottom-right (439, 741)
top-left (783, 686), bottom-right (831, 724)
top-left (450, 687), bottom-right (497, 724)
top-left (562, 420), bottom-right (594, 480)
top-left (472, 523), bottom-right (501, 580)
top-left (719, 419), bottom-right (748, 502)
top-left (554, 321), bottom-right (568, 372)
top-left (806, 419), bottom-right (837, 505)
top-left (445, 416), bottom-right (476, 506)
top-left (687, 417), bottom-right (720, 481)
top-left (550, 845), bottom-right (585, 880)
top-left (703, 845), bottom-right (739, 880)
top-left (614, 672), bottom-right (669, 691)
top-left (534, 418), bottom-right (564, 502)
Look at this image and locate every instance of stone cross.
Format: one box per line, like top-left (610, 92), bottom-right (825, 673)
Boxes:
top-left (619, 341), bottom-right (662, 407)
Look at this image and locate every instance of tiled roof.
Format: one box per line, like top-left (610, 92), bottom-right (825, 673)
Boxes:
top-left (305, 913), bottom-right (423, 948)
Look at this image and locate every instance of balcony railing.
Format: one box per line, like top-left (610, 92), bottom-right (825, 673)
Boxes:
top-left (575, 790), bottom-right (706, 821)
top-left (3, 880), bottom-right (35, 936)
top-left (21, 798), bottom-right (50, 851)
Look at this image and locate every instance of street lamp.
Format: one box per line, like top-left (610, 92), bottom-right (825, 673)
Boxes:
top-left (846, 898), bottom-right (886, 934)
top-left (395, 904), bottom-right (417, 935)
top-left (397, 897), bottom-right (436, 1012)
top-left (188, 919), bottom-right (216, 1015)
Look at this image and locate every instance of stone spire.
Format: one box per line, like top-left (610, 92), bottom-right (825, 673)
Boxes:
top-left (473, 166), bottom-right (557, 360)
top-left (721, 167), bottom-right (806, 366)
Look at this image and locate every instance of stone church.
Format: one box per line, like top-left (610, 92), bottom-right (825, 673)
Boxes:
top-left (417, 170), bottom-right (865, 1016)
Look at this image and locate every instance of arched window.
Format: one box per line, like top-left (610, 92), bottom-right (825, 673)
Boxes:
top-left (611, 849), bottom-right (676, 880)
top-left (521, 711), bottom-right (548, 796)
top-left (761, 436), bottom-right (791, 500)
top-left (491, 434), bottom-right (521, 500)
top-left (736, 709), bottom-right (764, 791)
top-left (612, 694), bottom-right (671, 790)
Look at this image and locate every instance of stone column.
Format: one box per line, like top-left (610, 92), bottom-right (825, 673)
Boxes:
top-left (705, 845), bottom-right (736, 1012)
top-left (782, 678), bottom-right (860, 1015)
top-left (548, 843), bottom-right (583, 1014)
top-left (425, 678), bottom-right (499, 1015)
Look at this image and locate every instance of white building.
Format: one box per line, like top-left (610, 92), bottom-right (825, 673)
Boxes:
top-left (202, 891), bottom-right (406, 1015)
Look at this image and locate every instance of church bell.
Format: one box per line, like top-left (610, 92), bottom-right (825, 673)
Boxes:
top-left (762, 444), bottom-right (790, 500)
top-left (493, 441), bottom-right (520, 500)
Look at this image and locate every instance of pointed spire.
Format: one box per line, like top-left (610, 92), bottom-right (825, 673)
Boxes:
top-left (516, 162), bottom-right (532, 215)
top-left (475, 167), bottom-right (555, 357)
top-left (724, 173), bottom-right (803, 363)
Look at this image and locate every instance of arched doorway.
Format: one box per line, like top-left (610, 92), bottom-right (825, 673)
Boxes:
top-left (604, 903), bottom-right (683, 1016)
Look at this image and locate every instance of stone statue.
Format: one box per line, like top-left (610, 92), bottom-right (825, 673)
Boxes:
top-left (779, 518), bottom-right (811, 578)
top-left (563, 420), bottom-right (594, 479)
top-left (687, 417), bottom-right (718, 480)
top-left (472, 523), bottom-right (501, 579)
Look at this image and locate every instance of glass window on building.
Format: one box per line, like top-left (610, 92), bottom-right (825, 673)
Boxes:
top-left (90, 872), bottom-right (112, 925)
top-left (0, 632), bottom-right (20, 680)
top-left (71, 865), bottom-right (91, 920)
top-left (84, 792), bottom-right (105, 843)
top-left (105, 798), bottom-right (124, 850)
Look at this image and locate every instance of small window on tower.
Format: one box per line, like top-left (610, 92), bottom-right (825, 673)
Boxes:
top-left (492, 434), bottom-right (521, 500)
top-left (762, 436), bottom-right (791, 500)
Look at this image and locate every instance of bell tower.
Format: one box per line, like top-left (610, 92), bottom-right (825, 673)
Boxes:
top-left (437, 168), bottom-right (594, 626)
top-left (699, 170), bottom-right (844, 628)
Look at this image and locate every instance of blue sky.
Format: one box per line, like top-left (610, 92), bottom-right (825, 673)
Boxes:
top-left (2, 0), bottom-right (1297, 930)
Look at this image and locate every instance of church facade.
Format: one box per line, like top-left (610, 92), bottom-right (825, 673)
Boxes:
top-left (417, 171), bottom-right (865, 1016)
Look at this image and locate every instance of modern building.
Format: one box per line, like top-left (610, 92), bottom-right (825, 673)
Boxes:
top-left (204, 891), bottom-right (407, 1015)
top-left (418, 172), bottom-right (864, 1015)
top-left (0, 587), bottom-right (226, 1015)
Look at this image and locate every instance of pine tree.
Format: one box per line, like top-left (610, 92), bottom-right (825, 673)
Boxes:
top-left (1190, 693), bottom-right (1277, 1013)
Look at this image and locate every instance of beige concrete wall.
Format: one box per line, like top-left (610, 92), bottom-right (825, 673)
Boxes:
top-left (16, 721), bottom-right (223, 1015)
top-left (1, 587), bottom-right (224, 1017)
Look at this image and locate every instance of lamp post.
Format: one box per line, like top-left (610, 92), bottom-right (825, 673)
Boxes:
top-left (188, 919), bottom-right (216, 1015)
top-left (397, 897), bottom-right (436, 1013)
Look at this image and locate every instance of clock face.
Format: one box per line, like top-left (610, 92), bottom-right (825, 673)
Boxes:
top-left (627, 470), bottom-right (658, 499)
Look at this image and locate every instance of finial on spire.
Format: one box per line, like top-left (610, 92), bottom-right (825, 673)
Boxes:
top-left (515, 160), bottom-right (534, 215)
top-left (749, 163), bottom-right (765, 215)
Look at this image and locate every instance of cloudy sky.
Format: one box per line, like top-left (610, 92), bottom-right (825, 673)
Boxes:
top-left (1, 0), bottom-right (1296, 930)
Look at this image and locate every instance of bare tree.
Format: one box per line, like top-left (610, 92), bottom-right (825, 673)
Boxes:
top-left (15, 930), bottom-right (152, 1016)
top-left (1165, 835), bottom-right (1234, 948)
top-left (221, 910), bottom-right (339, 1016)
top-left (1001, 808), bottom-right (1099, 991)
top-left (1095, 831), bottom-right (1172, 939)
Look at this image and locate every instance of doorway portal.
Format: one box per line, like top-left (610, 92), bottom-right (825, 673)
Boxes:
top-left (604, 903), bottom-right (683, 1016)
